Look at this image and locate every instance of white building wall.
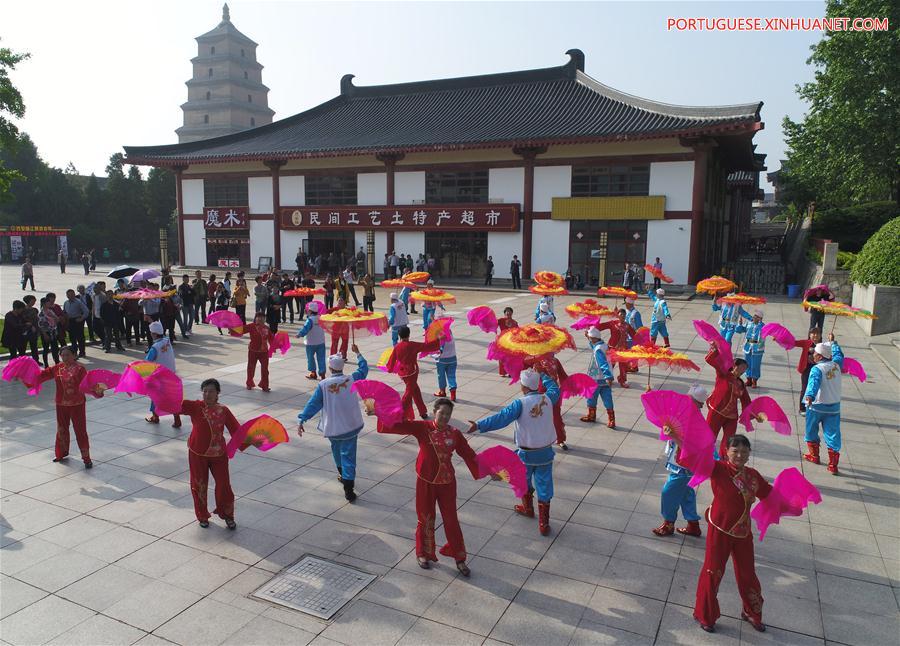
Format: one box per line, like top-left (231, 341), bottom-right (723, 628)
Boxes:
top-left (182, 179), bottom-right (204, 214)
top-left (279, 175), bottom-right (304, 206)
top-left (531, 221), bottom-right (570, 274)
top-left (248, 177), bottom-right (273, 214)
top-left (488, 231), bottom-right (523, 278)
top-left (358, 173), bottom-right (387, 204)
top-left (645, 220), bottom-right (691, 284)
top-left (649, 161), bottom-right (694, 211)
top-left (183, 220), bottom-right (206, 266)
top-left (250, 220), bottom-right (275, 266)
top-left (395, 171), bottom-right (425, 204)
top-left (533, 166), bottom-right (572, 212)
top-left (394, 232), bottom-right (425, 257)
top-left (488, 167), bottom-right (525, 204)
top-left (281, 230), bottom-right (308, 268)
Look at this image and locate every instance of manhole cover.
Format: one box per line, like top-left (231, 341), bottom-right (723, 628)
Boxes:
top-left (253, 555), bottom-right (376, 619)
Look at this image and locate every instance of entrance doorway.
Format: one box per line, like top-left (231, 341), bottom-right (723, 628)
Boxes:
top-left (424, 231), bottom-right (487, 279)
top-left (206, 234), bottom-right (251, 268)
top-left (569, 220), bottom-right (647, 287)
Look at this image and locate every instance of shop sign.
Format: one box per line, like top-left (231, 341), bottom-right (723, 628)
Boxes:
top-left (217, 258), bottom-right (241, 268)
top-left (279, 204), bottom-right (519, 232)
top-left (204, 207), bottom-right (249, 229)
top-left (0, 226), bottom-right (70, 237)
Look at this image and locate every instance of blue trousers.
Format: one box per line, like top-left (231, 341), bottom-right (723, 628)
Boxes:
top-left (518, 447), bottom-right (554, 502)
top-left (744, 352), bottom-right (763, 380)
top-left (423, 307), bottom-right (434, 330)
top-left (805, 408), bottom-right (841, 451)
top-left (660, 471), bottom-right (700, 522)
top-left (305, 344), bottom-right (326, 374)
top-left (436, 359), bottom-right (457, 391)
top-left (391, 327), bottom-right (401, 346)
top-left (650, 321), bottom-right (668, 340)
top-left (721, 325), bottom-right (745, 343)
top-left (329, 431), bottom-right (359, 480)
top-left (587, 382), bottom-right (614, 410)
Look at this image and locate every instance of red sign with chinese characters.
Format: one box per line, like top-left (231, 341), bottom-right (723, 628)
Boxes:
top-left (279, 205), bottom-right (519, 232)
top-left (203, 207), bottom-right (249, 229)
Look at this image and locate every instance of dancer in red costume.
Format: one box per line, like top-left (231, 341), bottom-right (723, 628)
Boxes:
top-left (180, 378), bottom-right (241, 529)
top-left (378, 397), bottom-right (483, 576)
top-left (704, 343), bottom-right (752, 457)
top-left (327, 297), bottom-right (350, 360)
top-left (597, 309), bottom-right (636, 387)
top-left (385, 325), bottom-right (441, 420)
top-left (497, 307), bottom-right (518, 376)
top-left (694, 434), bottom-right (771, 634)
top-left (37, 347), bottom-right (92, 468)
top-left (242, 311), bottom-right (271, 391)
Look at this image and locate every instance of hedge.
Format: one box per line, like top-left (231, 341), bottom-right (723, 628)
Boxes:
top-left (813, 201), bottom-right (899, 253)
top-left (850, 217), bottom-right (900, 287)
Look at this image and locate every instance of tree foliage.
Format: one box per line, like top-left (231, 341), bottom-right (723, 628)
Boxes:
top-left (0, 40), bottom-right (31, 201)
top-left (850, 217), bottom-right (900, 286)
top-left (812, 201), bottom-right (899, 252)
top-left (781, 0), bottom-right (900, 208)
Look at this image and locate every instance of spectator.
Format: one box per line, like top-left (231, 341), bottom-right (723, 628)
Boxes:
top-left (296, 247), bottom-right (307, 275)
top-left (38, 297), bottom-right (61, 366)
top-left (160, 292), bottom-right (179, 344)
top-left (485, 255), bottom-right (494, 286)
top-left (63, 289), bottom-right (89, 357)
top-left (81, 252), bottom-right (90, 276)
top-left (192, 270), bottom-right (208, 324)
top-left (510, 255), bottom-right (522, 289)
top-left (389, 251), bottom-right (400, 278)
top-left (102, 247), bottom-right (110, 262)
top-left (75, 285), bottom-right (95, 343)
top-left (343, 267), bottom-right (360, 306)
top-left (100, 290), bottom-right (124, 352)
top-left (213, 283), bottom-right (231, 335)
top-left (89, 249), bottom-right (97, 271)
top-left (323, 273), bottom-right (335, 310)
top-left (327, 252), bottom-right (339, 275)
top-left (178, 274), bottom-right (195, 337)
top-left (3, 300), bottom-right (27, 358)
top-left (280, 272), bottom-right (296, 324)
top-left (206, 274), bottom-right (219, 312)
top-left (622, 263), bottom-right (634, 290)
top-left (22, 295), bottom-right (40, 362)
top-left (565, 268), bottom-right (574, 290)
top-left (416, 254), bottom-right (427, 272)
top-left (314, 253), bottom-right (323, 276)
top-left (652, 257), bottom-right (663, 290)
top-left (426, 254), bottom-right (436, 278)
top-left (90, 281), bottom-right (108, 349)
top-left (265, 280), bottom-right (281, 333)
top-left (58, 249), bottom-right (67, 274)
top-left (298, 272), bottom-right (316, 320)
top-left (359, 272), bottom-right (376, 312)
top-left (232, 278), bottom-right (250, 324)
top-left (121, 292), bottom-right (141, 346)
top-left (630, 263), bottom-right (644, 293)
top-left (355, 247), bottom-right (366, 276)
top-left (253, 276), bottom-right (268, 313)
top-left (21, 258), bottom-right (34, 291)
top-left (222, 271), bottom-right (233, 297)
top-left (383, 253), bottom-right (390, 278)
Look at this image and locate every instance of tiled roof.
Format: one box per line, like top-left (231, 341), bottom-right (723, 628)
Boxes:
top-left (124, 50), bottom-right (762, 165)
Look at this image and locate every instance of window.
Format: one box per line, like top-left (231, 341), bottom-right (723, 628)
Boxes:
top-left (205, 91), bottom-right (211, 100)
top-left (425, 170), bottom-right (489, 203)
top-left (210, 46), bottom-right (215, 55)
top-left (244, 71), bottom-right (248, 79)
top-left (204, 179), bottom-right (248, 207)
top-left (208, 68), bottom-right (213, 77)
top-left (247, 94), bottom-right (252, 103)
top-left (304, 175), bottom-right (357, 205)
top-left (203, 114), bottom-right (209, 124)
top-left (250, 117), bottom-right (256, 126)
top-left (571, 165), bottom-right (650, 197)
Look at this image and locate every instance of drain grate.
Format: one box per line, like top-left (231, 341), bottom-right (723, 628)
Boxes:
top-left (253, 555), bottom-right (376, 619)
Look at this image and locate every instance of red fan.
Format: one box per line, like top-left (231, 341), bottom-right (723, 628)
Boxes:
top-left (476, 446), bottom-right (528, 497)
top-left (644, 264), bottom-right (673, 283)
top-left (79, 369), bottom-right (122, 399)
top-left (226, 414), bottom-right (289, 458)
top-left (641, 390), bottom-right (715, 487)
top-left (740, 396), bottom-right (791, 436)
top-left (841, 357), bottom-right (867, 383)
top-left (486, 341), bottom-right (526, 384)
top-left (693, 319), bottom-right (734, 373)
top-left (560, 373), bottom-right (598, 400)
top-left (467, 306), bottom-right (498, 334)
top-left (424, 317), bottom-right (453, 344)
top-left (760, 323), bottom-right (796, 351)
top-left (114, 361), bottom-right (183, 415)
top-left (750, 467), bottom-right (821, 541)
top-left (631, 326), bottom-right (651, 347)
top-left (1, 356), bottom-right (43, 395)
top-left (351, 380), bottom-right (404, 428)
top-left (283, 287), bottom-right (325, 298)
top-left (206, 310), bottom-right (243, 329)
top-left (268, 331), bottom-right (291, 358)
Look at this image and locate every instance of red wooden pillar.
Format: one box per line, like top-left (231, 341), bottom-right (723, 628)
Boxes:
top-left (266, 160), bottom-right (286, 269)
top-left (377, 152), bottom-right (405, 263)
top-left (173, 165), bottom-right (187, 267)
top-left (513, 145), bottom-right (547, 280)
top-left (688, 145), bottom-right (710, 284)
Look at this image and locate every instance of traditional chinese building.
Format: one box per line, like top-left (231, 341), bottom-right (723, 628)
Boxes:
top-left (124, 50), bottom-right (765, 284)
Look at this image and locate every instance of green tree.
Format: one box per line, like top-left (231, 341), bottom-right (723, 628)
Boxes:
top-left (782, 0), bottom-right (900, 207)
top-left (0, 41), bottom-right (31, 201)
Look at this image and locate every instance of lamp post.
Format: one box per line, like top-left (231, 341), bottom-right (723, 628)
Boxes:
top-left (159, 228), bottom-right (169, 271)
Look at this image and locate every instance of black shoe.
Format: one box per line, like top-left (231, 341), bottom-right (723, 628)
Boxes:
top-left (52, 456), bottom-right (68, 463)
top-left (84, 461), bottom-right (93, 469)
top-left (225, 517), bottom-right (237, 530)
top-left (343, 479), bottom-right (357, 503)
top-left (199, 520), bottom-right (209, 528)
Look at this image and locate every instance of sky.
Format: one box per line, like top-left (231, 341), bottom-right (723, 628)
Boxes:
top-left (5, 1), bottom-right (826, 189)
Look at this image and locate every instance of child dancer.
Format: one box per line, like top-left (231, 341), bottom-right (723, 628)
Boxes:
top-left (243, 311), bottom-right (271, 392)
top-left (297, 302), bottom-right (326, 380)
top-left (388, 292), bottom-right (408, 346)
top-left (647, 288), bottom-right (672, 347)
top-left (497, 307), bottom-right (518, 377)
top-left (386, 326), bottom-right (442, 420)
top-left (580, 327), bottom-right (616, 428)
top-left (742, 310), bottom-right (765, 388)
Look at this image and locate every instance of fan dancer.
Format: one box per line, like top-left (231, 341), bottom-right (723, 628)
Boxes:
top-left (386, 326), bottom-right (442, 421)
top-left (37, 347), bottom-right (92, 468)
top-left (653, 384), bottom-right (706, 537)
top-left (242, 311), bottom-right (271, 392)
top-left (742, 310), bottom-right (765, 388)
top-left (328, 297), bottom-right (350, 360)
top-left (803, 334), bottom-right (844, 474)
top-left (380, 398), bottom-right (481, 576)
top-left (297, 345), bottom-right (368, 501)
top-left (794, 327), bottom-right (822, 415)
top-left (597, 309), bottom-right (635, 388)
top-left (623, 297), bottom-right (643, 373)
top-left (144, 321), bottom-right (182, 428)
top-left (534, 301), bottom-right (556, 325)
top-left (179, 379), bottom-right (240, 529)
top-left (421, 280), bottom-right (445, 329)
top-left (468, 369), bottom-right (559, 535)
top-left (399, 281), bottom-right (416, 315)
top-left (533, 295), bottom-right (555, 321)
top-left (647, 288), bottom-right (672, 347)
top-left (297, 302), bottom-right (326, 380)
top-left (525, 354), bottom-right (570, 449)
top-left (705, 343), bottom-right (751, 457)
top-left (580, 327), bottom-right (616, 429)
top-left (432, 329), bottom-right (458, 402)
top-left (388, 292), bottom-right (408, 346)
top-left (497, 307), bottom-right (518, 377)
top-left (714, 295), bottom-right (751, 345)
top-left (694, 435), bottom-right (771, 634)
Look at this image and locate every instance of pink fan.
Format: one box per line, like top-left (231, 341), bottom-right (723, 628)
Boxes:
top-left (1, 356), bottom-right (43, 395)
top-left (114, 361), bottom-right (184, 415)
top-left (740, 396), bottom-right (791, 436)
top-left (841, 357), bottom-right (867, 383)
top-left (477, 445), bottom-right (528, 497)
top-left (206, 310), bottom-right (243, 329)
top-left (560, 373), bottom-right (597, 400)
top-left (641, 390), bottom-right (715, 487)
top-left (79, 369), bottom-right (122, 399)
top-left (486, 341), bottom-right (525, 384)
top-left (421, 318), bottom-right (454, 357)
top-left (693, 319), bottom-right (733, 373)
top-left (467, 306), bottom-right (498, 334)
top-left (760, 323), bottom-right (796, 351)
top-left (631, 326), bottom-right (651, 347)
top-left (750, 467), bottom-right (821, 541)
top-left (226, 414), bottom-right (289, 458)
top-left (571, 315), bottom-right (601, 331)
top-left (307, 299), bottom-right (326, 314)
top-left (351, 380), bottom-right (404, 428)
top-left (268, 331), bottom-right (291, 358)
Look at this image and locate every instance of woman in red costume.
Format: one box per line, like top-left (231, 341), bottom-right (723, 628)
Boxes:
top-left (704, 343), bottom-right (752, 457)
top-left (794, 327), bottom-right (821, 415)
top-left (694, 434), bottom-right (771, 634)
top-left (242, 311), bottom-right (271, 391)
top-left (497, 306), bottom-right (518, 377)
top-left (385, 325), bottom-right (441, 420)
top-left (180, 378), bottom-right (241, 529)
top-left (378, 397), bottom-right (484, 576)
top-left (37, 347), bottom-right (92, 468)
top-left (597, 309), bottom-right (636, 387)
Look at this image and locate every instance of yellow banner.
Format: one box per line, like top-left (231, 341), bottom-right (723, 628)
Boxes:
top-left (551, 196), bottom-right (665, 220)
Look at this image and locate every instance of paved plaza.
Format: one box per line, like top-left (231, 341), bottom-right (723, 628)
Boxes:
top-left (1, 264), bottom-right (898, 646)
